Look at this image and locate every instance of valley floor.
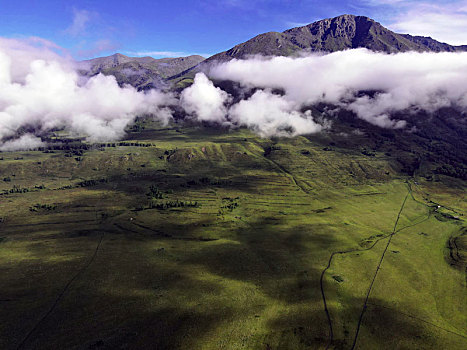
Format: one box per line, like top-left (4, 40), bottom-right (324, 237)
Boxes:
top-left (0, 124), bottom-right (465, 349)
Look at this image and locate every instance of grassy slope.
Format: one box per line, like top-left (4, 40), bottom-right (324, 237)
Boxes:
top-left (0, 123), bottom-right (465, 349)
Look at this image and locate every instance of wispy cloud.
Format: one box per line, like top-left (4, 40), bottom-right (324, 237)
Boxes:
top-left (62, 8), bottom-right (128, 59)
top-left (363, 0), bottom-right (467, 45)
top-left (284, 21), bottom-right (311, 28)
top-left (77, 39), bottom-right (120, 58)
top-left (363, 0), bottom-right (408, 4)
top-left (65, 9), bottom-right (95, 37)
top-left (125, 51), bottom-right (211, 58)
top-left (388, 2), bottom-right (467, 45)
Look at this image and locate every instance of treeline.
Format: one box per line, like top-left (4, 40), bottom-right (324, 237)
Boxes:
top-left (0, 184), bottom-right (46, 195)
top-left (29, 203), bottom-right (56, 212)
top-left (148, 200), bottom-right (199, 210)
top-left (0, 178), bottom-right (107, 196)
top-left (39, 141), bottom-right (156, 153)
top-left (183, 177), bottom-right (232, 187)
top-left (1, 186), bottom-right (31, 195)
top-left (77, 179), bottom-right (108, 187)
top-left (135, 199), bottom-right (200, 211)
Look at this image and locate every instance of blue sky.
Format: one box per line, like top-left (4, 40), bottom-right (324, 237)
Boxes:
top-left (1, 0), bottom-right (467, 59)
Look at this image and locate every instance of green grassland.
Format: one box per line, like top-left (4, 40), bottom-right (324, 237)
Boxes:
top-left (0, 121), bottom-right (465, 349)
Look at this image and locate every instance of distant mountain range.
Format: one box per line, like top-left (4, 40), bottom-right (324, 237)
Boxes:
top-left (79, 54), bottom-right (205, 90)
top-left (82, 14), bottom-right (467, 89)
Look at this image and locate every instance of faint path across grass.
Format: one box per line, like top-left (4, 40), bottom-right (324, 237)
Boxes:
top-left (16, 230), bottom-right (105, 350)
top-left (319, 183), bottom-right (445, 349)
top-left (238, 147), bottom-right (457, 349)
top-left (248, 142), bottom-right (311, 194)
top-left (366, 302), bottom-right (467, 340)
top-left (349, 188), bottom-right (411, 349)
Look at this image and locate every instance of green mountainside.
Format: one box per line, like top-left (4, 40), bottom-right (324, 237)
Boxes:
top-left (81, 53), bottom-right (205, 90)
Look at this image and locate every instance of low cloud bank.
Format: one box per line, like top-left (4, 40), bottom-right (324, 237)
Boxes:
top-left (181, 74), bottom-right (324, 136)
top-left (0, 134), bottom-right (45, 151)
top-left (209, 49), bottom-right (467, 128)
top-left (228, 90), bottom-right (323, 137)
top-left (0, 38), bottom-right (175, 150)
top-left (2, 39), bottom-right (467, 151)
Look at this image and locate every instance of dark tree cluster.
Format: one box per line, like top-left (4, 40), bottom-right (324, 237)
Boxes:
top-left (147, 185), bottom-right (164, 199)
top-left (135, 200), bottom-right (199, 211)
top-left (29, 203), bottom-right (56, 212)
top-left (183, 177), bottom-right (232, 187)
top-left (1, 186), bottom-right (30, 195)
top-left (77, 179), bottom-right (108, 187)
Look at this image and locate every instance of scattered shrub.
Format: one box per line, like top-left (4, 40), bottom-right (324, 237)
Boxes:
top-left (332, 275), bottom-right (344, 283)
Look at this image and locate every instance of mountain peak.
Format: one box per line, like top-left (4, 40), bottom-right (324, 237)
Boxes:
top-left (306, 14), bottom-right (374, 23)
top-left (203, 14), bottom-right (467, 64)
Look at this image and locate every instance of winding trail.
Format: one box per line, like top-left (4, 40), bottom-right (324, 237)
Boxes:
top-left (320, 183), bottom-right (439, 350)
top-left (249, 145), bottom-right (428, 349)
top-left (241, 145), bottom-right (460, 349)
top-left (16, 231), bottom-right (105, 350)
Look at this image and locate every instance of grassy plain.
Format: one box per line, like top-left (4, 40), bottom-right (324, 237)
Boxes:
top-left (0, 122), bottom-right (465, 349)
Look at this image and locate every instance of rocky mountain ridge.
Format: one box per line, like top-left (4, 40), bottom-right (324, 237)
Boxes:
top-left (81, 14), bottom-right (467, 89)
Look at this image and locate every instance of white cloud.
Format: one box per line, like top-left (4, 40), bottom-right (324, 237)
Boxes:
top-left (180, 73), bottom-right (231, 123)
top-left (65, 9), bottom-right (94, 37)
top-left (180, 73), bottom-right (324, 137)
top-left (390, 9), bottom-right (467, 45)
top-left (3, 35), bottom-right (467, 145)
top-left (209, 49), bottom-right (467, 128)
top-left (78, 39), bottom-right (120, 58)
top-left (0, 134), bottom-right (45, 151)
top-left (0, 37), bottom-right (176, 150)
top-left (229, 90), bottom-right (323, 137)
top-left (364, 0), bottom-right (407, 4)
top-left (365, 0), bottom-right (467, 45)
top-left (284, 21), bottom-right (310, 28)
top-left (131, 51), bottom-right (186, 58)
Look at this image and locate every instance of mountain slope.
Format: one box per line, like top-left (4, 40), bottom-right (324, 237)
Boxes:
top-left (167, 14), bottom-right (467, 85)
top-left (83, 15), bottom-right (467, 89)
top-left (207, 14), bottom-right (467, 63)
top-left (80, 53), bottom-right (205, 90)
